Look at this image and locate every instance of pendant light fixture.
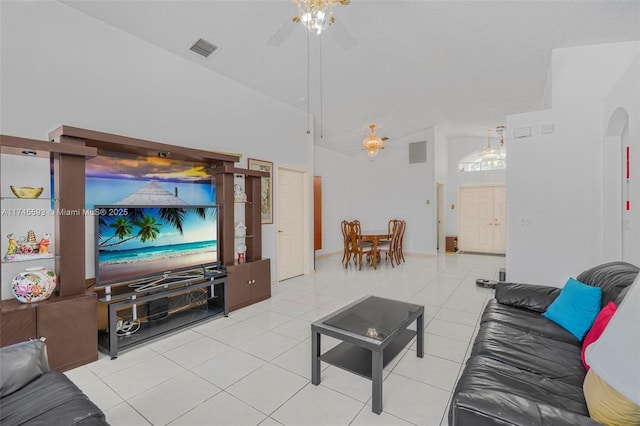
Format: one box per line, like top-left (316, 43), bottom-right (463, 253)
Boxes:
top-left (362, 124), bottom-right (387, 158)
top-left (458, 126), bottom-right (507, 172)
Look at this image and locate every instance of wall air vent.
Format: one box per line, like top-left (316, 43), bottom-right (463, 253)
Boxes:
top-left (189, 38), bottom-right (218, 58)
top-left (409, 141), bottom-right (427, 164)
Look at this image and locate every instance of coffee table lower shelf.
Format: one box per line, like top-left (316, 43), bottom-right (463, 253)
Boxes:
top-left (319, 329), bottom-right (415, 379)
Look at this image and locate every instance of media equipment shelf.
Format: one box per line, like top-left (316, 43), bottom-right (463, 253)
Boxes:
top-left (98, 270), bottom-right (227, 359)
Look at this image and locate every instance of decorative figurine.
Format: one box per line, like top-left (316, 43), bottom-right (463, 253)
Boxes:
top-left (6, 234), bottom-right (19, 256)
top-left (38, 233), bottom-right (51, 254)
top-left (234, 184), bottom-right (247, 202)
top-left (237, 242), bottom-right (247, 264)
top-left (19, 229), bottom-right (39, 254)
top-left (235, 222), bottom-right (247, 238)
top-left (19, 241), bottom-right (34, 254)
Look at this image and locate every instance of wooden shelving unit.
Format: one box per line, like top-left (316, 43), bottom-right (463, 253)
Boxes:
top-left (1, 126), bottom-right (273, 367)
top-left (215, 166), bottom-right (271, 312)
top-left (0, 134), bottom-right (99, 371)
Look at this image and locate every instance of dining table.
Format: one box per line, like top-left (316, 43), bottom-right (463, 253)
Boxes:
top-left (361, 230), bottom-right (391, 270)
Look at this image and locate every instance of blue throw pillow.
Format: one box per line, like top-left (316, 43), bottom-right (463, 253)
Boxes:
top-left (542, 277), bottom-right (602, 341)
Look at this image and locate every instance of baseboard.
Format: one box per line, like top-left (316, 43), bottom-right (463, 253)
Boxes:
top-left (315, 250), bottom-right (342, 259)
top-left (457, 251), bottom-right (506, 257)
top-left (316, 251), bottom-right (437, 259)
top-left (404, 252), bottom-right (437, 258)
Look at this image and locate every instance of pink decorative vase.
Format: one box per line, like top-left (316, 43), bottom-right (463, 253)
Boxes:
top-left (11, 266), bottom-right (57, 303)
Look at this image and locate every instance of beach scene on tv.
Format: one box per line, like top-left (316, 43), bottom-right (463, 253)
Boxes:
top-left (96, 206), bottom-right (218, 285)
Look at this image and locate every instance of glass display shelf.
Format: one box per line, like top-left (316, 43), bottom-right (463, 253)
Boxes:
top-left (233, 200), bottom-right (253, 204)
top-left (234, 234), bottom-right (254, 239)
top-left (0, 196), bottom-right (57, 201)
top-left (2, 253), bottom-right (59, 264)
top-left (1, 196), bottom-right (58, 211)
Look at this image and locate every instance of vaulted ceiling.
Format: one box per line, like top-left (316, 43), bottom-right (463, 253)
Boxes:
top-left (63, 1), bottom-right (640, 154)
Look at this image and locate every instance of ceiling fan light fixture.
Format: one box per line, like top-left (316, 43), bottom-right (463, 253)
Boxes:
top-left (294, 0), bottom-right (337, 35)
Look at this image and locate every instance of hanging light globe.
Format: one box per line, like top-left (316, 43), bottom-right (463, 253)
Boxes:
top-left (458, 127), bottom-right (507, 172)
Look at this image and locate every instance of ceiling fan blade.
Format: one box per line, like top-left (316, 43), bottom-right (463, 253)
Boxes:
top-left (267, 17), bottom-right (298, 47)
top-left (381, 137), bottom-right (389, 142)
top-left (329, 19), bottom-right (356, 50)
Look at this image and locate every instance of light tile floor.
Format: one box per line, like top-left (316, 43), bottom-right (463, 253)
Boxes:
top-left (66, 253), bottom-right (503, 426)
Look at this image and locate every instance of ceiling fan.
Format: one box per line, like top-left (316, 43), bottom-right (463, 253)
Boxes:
top-left (362, 124), bottom-right (389, 158)
top-left (266, 0), bottom-right (356, 50)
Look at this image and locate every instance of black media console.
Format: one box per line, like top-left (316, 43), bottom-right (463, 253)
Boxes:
top-left (98, 267), bottom-right (227, 359)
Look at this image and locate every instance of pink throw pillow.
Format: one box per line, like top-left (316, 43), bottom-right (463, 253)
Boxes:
top-left (581, 301), bottom-right (617, 370)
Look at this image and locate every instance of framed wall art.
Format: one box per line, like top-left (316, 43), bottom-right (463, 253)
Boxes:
top-left (248, 158), bottom-right (273, 224)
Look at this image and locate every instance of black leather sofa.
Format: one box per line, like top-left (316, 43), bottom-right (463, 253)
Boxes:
top-left (449, 261), bottom-right (639, 426)
top-left (0, 339), bottom-right (108, 426)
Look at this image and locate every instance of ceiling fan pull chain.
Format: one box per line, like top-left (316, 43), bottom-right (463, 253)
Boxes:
top-left (307, 30), bottom-right (311, 135)
top-left (320, 36), bottom-right (324, 139)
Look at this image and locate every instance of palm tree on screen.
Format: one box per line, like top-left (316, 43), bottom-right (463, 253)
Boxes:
top-left (99, 217), bottom-right (136, 248)
top-left (134, 214), bottom-right (162, 243)
top-left (157, 207), bottom-right (208, 234)
top-left (97, 207), bottom-right (211, 248)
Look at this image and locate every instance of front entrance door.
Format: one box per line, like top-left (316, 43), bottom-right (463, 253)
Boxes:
top-left (277, 167), bottom-right (305, 280)
top-left (458, 185), bottom-right (506, 254)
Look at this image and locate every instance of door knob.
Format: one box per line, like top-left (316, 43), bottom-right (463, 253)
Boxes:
top-left (278, 230), bottom-right (283, 233)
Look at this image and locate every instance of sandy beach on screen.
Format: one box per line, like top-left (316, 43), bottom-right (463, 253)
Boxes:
top-left (99, 251), bottom-right (217, 283)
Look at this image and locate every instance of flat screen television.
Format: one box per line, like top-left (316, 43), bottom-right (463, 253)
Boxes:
top-left (94, 205), bottom-right (218, 287)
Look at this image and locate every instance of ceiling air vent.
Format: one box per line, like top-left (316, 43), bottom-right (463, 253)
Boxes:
top-left (189, 38), bottom-right (218, 58)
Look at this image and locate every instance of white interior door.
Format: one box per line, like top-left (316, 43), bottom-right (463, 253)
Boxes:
top-left (277, 168), bottom-right (305, 280)
top-left (458, 185), bottom-right (506, 254)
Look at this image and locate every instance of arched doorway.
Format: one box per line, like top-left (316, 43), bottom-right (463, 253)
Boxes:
top-left (603, 107), bottom-right (630, 262)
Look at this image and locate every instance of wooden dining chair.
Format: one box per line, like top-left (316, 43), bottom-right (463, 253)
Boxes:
top-left (345, 220), bottom-right (373, 270)
top-left (375, 219), bottom-right (396, 255)
top-left (341, 220), bottom-right (350, 266)
top-left (395, 220), bottom-right (406, 264)
top-left (378, 220), bottom-right (400, 267)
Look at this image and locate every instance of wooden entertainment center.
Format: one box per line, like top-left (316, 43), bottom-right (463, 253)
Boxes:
top-left (0, 126), bottom-right (271, 369)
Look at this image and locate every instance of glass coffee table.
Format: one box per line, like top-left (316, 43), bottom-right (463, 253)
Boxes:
top-left (311, 295), bottom-right (424, 414)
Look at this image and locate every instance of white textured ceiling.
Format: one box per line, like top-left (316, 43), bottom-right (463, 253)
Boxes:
top-left (62, 1), bottom-right (640, 154)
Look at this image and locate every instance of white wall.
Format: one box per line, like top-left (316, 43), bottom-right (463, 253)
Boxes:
top-left (315, 128), bottom-right (438, 257)
top-left (433, 127), bottom-right (449, 249)
top-left (313, 146), bottom-right (352, 256)
top-left (506, 109), bottom-right (558, 284)
top-left (506, 41), bottom-right (640, 285)
top-left (0, 1), bottom-right (313, 287)
top-left (603, 55), bottom-right (640, 267)
top-left (349, 128), bottom-right (437, 255)
top-left (434, 127), bottom-right (449, 184)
